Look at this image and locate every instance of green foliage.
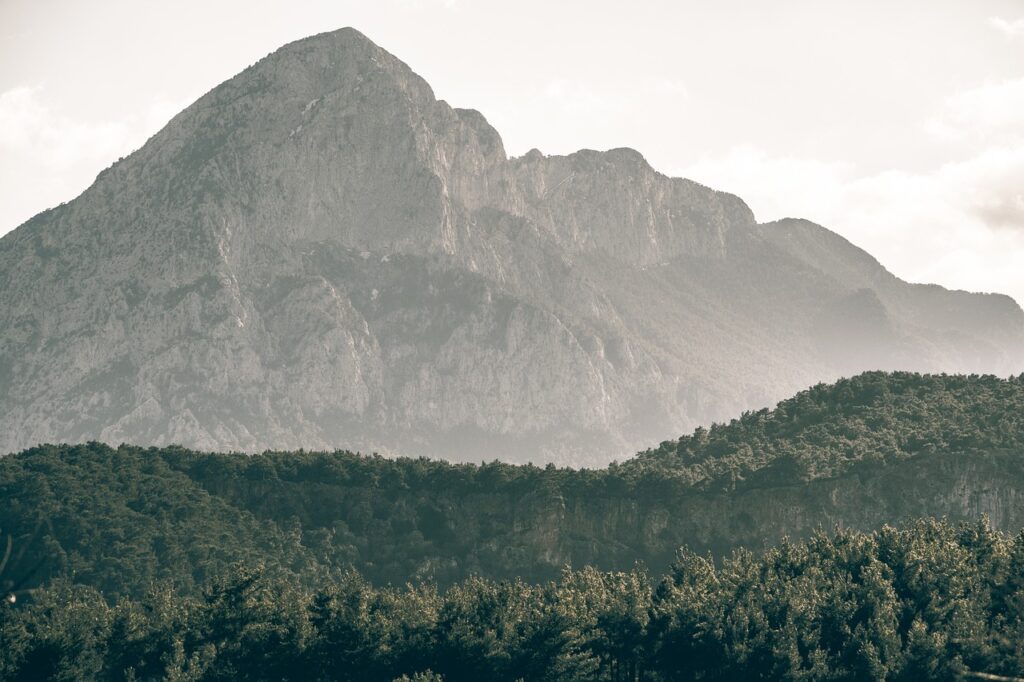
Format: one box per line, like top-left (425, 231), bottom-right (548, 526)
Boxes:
top-left (631, 371), bottom-right (1024, 490)
top-left (0, 443), bottom-right (325, 599)
top-left (3, 372), bottom-right (1024, 679)
top-left (4, 520), bottom-right (1024, 680)
top-left (3, 372), bottom-right (1024, 596)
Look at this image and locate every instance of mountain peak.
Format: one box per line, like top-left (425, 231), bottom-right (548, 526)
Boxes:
top-left (269, 26), bottom-right (406, 74)
top-left (298, 25), bottom-right (374, 45)
top-left (247, 25), bottom-right (435, 107)
top-left (0, 29), bottom-right (1020, 464)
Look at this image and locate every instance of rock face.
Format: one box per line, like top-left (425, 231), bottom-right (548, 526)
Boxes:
top-left (1, 28), bottom-right (1022, 464)
top-left (185, 448), bottom-right (1024, 584)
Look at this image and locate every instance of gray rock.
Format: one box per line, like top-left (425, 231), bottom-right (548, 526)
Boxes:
top-left (1, 28), bottom-right (1021, 464)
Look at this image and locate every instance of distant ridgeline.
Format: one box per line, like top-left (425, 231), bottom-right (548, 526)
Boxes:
top-left (3, 372), bottom-right (1024, 599)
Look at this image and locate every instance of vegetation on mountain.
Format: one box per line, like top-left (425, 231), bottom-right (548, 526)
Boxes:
top-left (3, 372), bottom-right (1024, 678)
top-left (3, 372), bottom-right (1024, 598)
top-left (629, 371), bottom-right (1024, 490)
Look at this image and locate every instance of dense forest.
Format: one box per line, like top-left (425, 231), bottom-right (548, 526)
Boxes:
top-left (3, 372), bottom-right (1024, 679)
top-left (3, 372), bottom-right (1024, 596)
top-left (629, 371), bottom-right (1024, 488)
top-left (4, 519), bottom-right (1024, 681)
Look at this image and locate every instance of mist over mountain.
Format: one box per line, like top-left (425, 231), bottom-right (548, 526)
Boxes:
top-left (0, 28), bottom-right (1021, 464)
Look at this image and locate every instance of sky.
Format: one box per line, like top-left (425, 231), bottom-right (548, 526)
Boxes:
top-left (2, 0), bottom-right (1024, 304)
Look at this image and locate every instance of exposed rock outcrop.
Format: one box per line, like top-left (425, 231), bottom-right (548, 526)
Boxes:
top-left (190, 447), bottom-right (1024, 584)
top-left (1, 28), bottom-right (1021, 464)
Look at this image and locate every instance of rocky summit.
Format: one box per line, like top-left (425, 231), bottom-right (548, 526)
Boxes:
top-left (0, 28), bottom-right (1021, 464)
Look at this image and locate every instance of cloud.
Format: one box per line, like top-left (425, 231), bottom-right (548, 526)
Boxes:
top-left (950, 147), bottom-right (1024, 230)
top-left (0, 86), bottom-right (136, 170)
top-left (680, 146), bottom-right (851, 223)
top-left (0, 86), bottom-right (186, 169)
top-left (925, 77), bottom-right (1024, 143)
top-left (542, 78), bottom-right (627, 119)
top-left (653, 79), bottom-right (689, 97)
top-left (0, 86), bottom-right (189, 232)
top-left (678, 143), bottom-right (1024, 306)
top-left (990, 16), bottom-right (1024, 37)
top-left (535, 75), bottom-right (690, 133)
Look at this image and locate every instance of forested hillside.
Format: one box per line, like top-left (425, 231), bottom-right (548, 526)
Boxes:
top-left (629, 371), bottom-right (1024, 488)
top-left (3, 372), bottom-right (1024, 598)
top-left (4, 520), bottom-right (1024, 681)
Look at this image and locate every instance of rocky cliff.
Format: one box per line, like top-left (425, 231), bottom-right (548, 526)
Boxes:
top-left (1, 28), bottom-right (1022, 464)
top-left (177, 447), bottom-right (1024, 584)
top-left (6, 441), bottom-right (1022, 591)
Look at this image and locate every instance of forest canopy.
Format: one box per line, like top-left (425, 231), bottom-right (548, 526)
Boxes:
top-left (3, 519), bottom-right (1024, 681)
top-left (3, 372), bottom-right (1024, 679)
top-left (630, 371), bottom-right (1024, 486)
top-left (3, 372), bottom-right (1024, 595)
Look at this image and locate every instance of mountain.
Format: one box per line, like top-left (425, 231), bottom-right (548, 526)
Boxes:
top-left (1, 28), bottom-right (1022, 464)
top-left (4, 373), bottom-right (1024, 594)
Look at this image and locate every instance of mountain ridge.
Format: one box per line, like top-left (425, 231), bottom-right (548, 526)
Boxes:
top-left (1, 27), bottom-right (1021, 464)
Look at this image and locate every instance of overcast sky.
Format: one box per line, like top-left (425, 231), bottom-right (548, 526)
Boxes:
top-left (3, 0), bottom-right (1024, 304)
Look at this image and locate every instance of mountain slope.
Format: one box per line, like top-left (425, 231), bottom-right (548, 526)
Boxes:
top-left (0, 28), bottom-right (1021, 464)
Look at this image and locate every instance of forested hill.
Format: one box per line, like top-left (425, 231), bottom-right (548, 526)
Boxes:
top-left (3, 372), bottom-right (1024, 598)
top-left (629, 371), bottom-right (1024, 488)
